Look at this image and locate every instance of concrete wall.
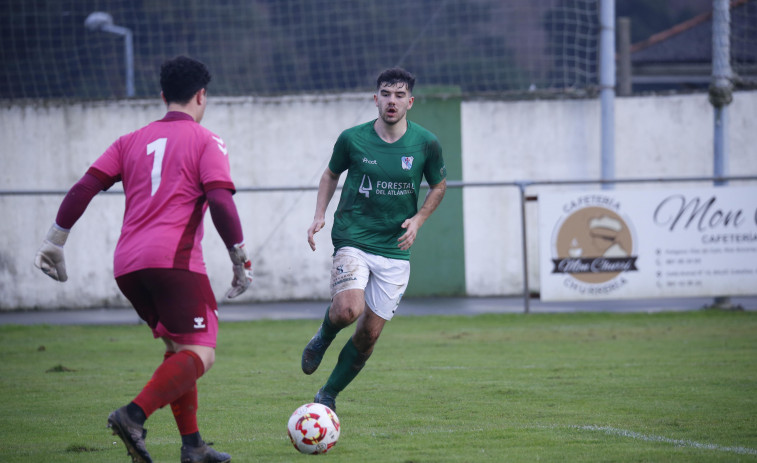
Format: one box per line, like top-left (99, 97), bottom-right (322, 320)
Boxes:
top-left (461, 92), bottom-right (757, 296)
top-left (1, 91), bottom-right (755, 309)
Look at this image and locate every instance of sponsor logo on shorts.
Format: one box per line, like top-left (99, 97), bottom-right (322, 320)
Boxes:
top-left (332, 276), bottom-right (357, 288)
top-left (193, 317), bottom-right (206, 329)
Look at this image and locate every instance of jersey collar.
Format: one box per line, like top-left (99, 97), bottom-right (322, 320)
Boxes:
top-left (161, 111), bottom-right (195, 122)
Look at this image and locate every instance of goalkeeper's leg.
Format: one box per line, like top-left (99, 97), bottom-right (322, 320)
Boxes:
top-left (111, 269), bottom-right (223, 462)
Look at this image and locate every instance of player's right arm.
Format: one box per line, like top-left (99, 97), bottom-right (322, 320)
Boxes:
top-left (35, 172), bottom-right (109, 281)
top-left (307, 168), bottom-right (340, 251)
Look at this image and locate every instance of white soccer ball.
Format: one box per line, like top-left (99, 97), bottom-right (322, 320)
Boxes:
top-left (287, 402), bottom-right (341, 454)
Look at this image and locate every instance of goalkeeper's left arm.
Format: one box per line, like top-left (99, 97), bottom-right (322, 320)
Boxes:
top-left (206, 187), bottom-right (252, 299)
top-left (35, 173), bottom-right (105, 281)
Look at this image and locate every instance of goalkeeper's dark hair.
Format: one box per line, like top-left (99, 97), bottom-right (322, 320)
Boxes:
top-left (160, 56), bottom-right (211, 104)
top-left (376, 67), bottom-right (415, 93)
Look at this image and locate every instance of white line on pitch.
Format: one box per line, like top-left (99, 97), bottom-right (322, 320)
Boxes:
top-left (571, 425), bottom-right (757, 456)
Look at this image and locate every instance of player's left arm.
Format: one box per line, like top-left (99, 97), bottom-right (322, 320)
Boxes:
top-left (397, 178), bottom-right (447, 251)
top-left (207, 187), bottom-right (252, 299)
top-left (201, 133), bottom-right (253, 299)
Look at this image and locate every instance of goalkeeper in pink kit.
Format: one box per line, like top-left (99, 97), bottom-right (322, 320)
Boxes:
top-left (34, 56), bottom-right (249, 463)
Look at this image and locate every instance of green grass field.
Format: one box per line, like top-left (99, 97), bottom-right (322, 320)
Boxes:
top-left (1, 310), bottom-right (756, 462)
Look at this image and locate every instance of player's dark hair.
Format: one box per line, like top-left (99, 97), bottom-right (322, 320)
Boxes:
top-left (160, 56), bottom-right (211, 104)
top-left (376, 67), bottom-right (415, 92)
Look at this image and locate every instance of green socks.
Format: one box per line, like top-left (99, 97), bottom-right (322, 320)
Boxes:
top-left (323, 337), bottom-right (372, 395)
top-left (318, 305), bottom-right (340, 343)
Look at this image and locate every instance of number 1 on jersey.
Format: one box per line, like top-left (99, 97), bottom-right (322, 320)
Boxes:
top-left (147, 138), bottom-right (167, 196)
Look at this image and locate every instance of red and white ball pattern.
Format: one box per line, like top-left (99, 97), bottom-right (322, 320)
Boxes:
top-left (287, 402), bottom-right (341, 454)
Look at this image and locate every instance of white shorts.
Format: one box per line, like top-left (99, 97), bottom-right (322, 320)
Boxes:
top-left (330, 247), bottom-right (410, 320)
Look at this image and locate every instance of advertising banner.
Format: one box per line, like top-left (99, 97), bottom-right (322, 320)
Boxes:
top-left (538, 186), bottom-right (757, 301)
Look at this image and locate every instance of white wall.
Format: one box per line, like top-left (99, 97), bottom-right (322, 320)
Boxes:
top-left (461, 91), bottom-right (757, 296)
top-left (1, 94), bottom-right (378, 309)
top-left (1, 91), bottom-right (756, 309)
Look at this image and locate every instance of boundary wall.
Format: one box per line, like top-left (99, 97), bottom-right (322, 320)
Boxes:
top-left (1, 91), bottom-right (756, 310)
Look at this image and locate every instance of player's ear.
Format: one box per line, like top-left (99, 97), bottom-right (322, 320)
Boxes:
top-left (196, 88), bottom-right (206, 106)
top-left (407, 95), bottom-right (414, 110)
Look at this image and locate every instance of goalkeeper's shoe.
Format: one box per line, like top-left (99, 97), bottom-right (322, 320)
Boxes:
top-left (181, 441), bottom-right (231, 463)
top-left (107, 407), bottom-right (152, 463)
top-left (301, 330), bottom-right (332, 375)
top-left (314, 387), bottom-right (337, 412)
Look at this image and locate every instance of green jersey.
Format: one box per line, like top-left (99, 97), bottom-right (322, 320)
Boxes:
top-left (328, 119), bottom-right (446, 260)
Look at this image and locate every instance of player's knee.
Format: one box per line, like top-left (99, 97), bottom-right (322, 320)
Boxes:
top-left (184, 346), bottom-right (215, 374)
top-left (353, 328), bottom-right (380, 349)
top-left (200, 349), bottom-right (215, 373)
top-left (330, 304), bottom-right (360, 326)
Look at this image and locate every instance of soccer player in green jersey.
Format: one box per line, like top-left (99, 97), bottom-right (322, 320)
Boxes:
top-left (302, 67), bottom-right (447, 411)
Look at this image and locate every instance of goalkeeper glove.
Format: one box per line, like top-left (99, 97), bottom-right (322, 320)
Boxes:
top-left (225, 242), bottom-right (253, 299)
top-left (34, 224), bottom-right (70, 282)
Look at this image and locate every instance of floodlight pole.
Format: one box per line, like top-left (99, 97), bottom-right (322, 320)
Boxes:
top-left (710, 0), bottom-right (732, 185)
top-left (104, 24), bottom-right (134, 98)
top-left (599, 0), bottom-right (616, 190)
top-left (709, 0), bottom-right (738, 310)
top-left (85, 12), bottom-right (134, 98)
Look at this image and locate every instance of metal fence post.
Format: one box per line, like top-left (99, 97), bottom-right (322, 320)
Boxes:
top-left (518, 181), bottom-right (531, 314)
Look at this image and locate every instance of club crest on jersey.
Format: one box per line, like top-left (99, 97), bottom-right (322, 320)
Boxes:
top-left (401, 156), bottom-right (414, 170)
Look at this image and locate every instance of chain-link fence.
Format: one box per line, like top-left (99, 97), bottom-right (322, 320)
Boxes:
top-left (2, 1), bottom-right (755, 101)
top-left (1, 0), bottom-right (602, 100)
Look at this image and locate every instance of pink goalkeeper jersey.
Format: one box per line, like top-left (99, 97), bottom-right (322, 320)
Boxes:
top-left (88, 111), bottom-right (235, 277)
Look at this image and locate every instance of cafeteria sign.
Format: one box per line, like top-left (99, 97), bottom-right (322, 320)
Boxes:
top-left (538, 186), bottom-right (757, 301)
